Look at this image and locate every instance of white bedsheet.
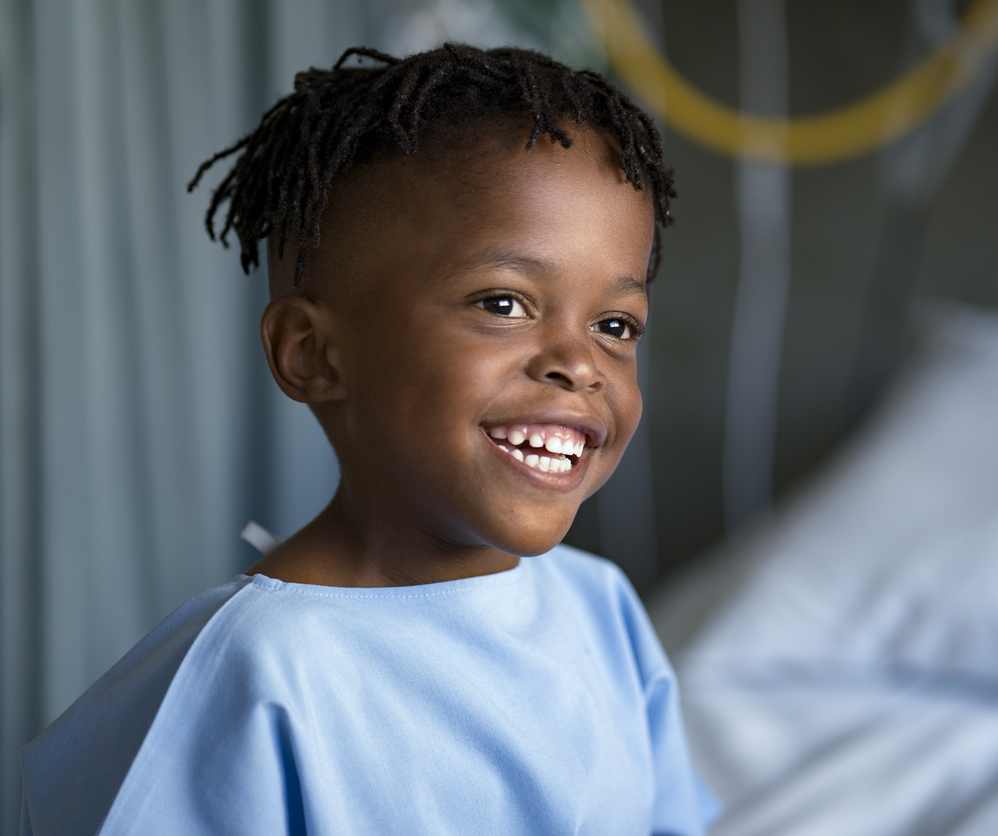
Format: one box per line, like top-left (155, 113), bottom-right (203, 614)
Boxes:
top-left (648, 302), bottom-right (998, 835)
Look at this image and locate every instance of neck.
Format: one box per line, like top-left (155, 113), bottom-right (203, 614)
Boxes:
top-left (245, 491), bottom-right (520, 588)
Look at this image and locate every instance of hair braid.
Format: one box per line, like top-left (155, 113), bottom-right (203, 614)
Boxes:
top-left (189, 43), bottom-right (676, 288)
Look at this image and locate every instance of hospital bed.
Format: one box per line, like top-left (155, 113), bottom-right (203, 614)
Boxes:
top-left (648, 301), bottom-right (998, 835)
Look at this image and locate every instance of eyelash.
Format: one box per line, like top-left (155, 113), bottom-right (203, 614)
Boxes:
top-left (591, 314), bottom-right (645, 342)
top-left (475, 292), bottom-right (644, 342)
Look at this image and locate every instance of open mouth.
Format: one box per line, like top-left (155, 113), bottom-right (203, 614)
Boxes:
top-left (482, 424), bottom-right (588, 475)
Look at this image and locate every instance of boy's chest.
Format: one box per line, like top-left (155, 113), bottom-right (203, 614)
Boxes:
top-left (284, 609), bottom-right (656, 833)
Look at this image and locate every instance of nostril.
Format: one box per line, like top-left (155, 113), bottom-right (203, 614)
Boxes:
top-left (545, 371), bottom-right (573, 386)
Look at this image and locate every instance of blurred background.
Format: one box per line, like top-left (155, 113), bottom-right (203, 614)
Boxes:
top-left (2, 0), bottom-right (996, 833)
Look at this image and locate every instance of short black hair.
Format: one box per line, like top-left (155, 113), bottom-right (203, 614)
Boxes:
top-left (188, 43), bottom-right (675, 288)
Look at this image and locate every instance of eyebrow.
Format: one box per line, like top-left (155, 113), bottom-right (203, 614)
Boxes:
top-left (446, 250), bottom-right (648, 298)
top-left (611, 274), bottom-right (648, 298)
top-left (465, 252), bottom-right (552, 276)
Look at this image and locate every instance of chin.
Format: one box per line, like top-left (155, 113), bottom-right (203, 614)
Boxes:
top-left (488, 514), bottom-right (576, 558)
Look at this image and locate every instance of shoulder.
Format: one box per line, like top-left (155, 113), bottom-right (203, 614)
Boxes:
top-left (542, 548), bottom-right (719, 832)
top-left (540, 542), bottom-right (636, 594)
top-left (20, 575), bottom-right (336, 836)
top-left (539, 544), bottom-right (654, 640)
top-left (24, 574), bottom-right (256, 760)
top-left (538, 544), bottom-right (675, 685)
top-left (20, 576), bottom-right (255, 836)
top-left (162, 574), bottom-right (352, 705)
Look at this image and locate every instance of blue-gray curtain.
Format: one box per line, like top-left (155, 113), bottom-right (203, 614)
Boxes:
top-left (0, 2), bottom-right (378, 830)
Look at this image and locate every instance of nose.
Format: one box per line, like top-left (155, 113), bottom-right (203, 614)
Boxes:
top-left (525, 328), bottom-right (605, 393)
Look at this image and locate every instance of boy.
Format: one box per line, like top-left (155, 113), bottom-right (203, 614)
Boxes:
top-left (20, 45), bottom-right (717, 835)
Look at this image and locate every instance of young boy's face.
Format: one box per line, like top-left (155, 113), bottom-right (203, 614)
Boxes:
top-left (273, 126), bottom-right (655, 567)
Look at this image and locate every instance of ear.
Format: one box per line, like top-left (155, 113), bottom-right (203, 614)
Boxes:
top-left (261, 296), bottom-right (346, 403)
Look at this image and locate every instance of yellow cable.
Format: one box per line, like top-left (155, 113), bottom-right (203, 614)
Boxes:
top-left (580, 0), bottom-right (998, 165)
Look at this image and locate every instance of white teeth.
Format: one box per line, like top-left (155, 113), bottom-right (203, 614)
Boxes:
top-left (499, 445), bottom-right (576, 474)
top-left (490, 423), bottom-right (587, 472)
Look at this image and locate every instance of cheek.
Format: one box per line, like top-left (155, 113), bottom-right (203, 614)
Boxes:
top-left (606, 371), bottom-right (644, 459)
top-left (365, 336), bottom-right (521, 439)
top-left (579, 368), bottom-right (642, 496)
top-left (410, 334), bottom-right (521, 399)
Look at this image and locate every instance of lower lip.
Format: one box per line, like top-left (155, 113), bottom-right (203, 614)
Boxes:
top-left (481, 429), bottom-right (588, 492)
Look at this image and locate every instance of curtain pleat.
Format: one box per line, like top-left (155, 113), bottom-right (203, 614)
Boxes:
top-left (1, 0), bottom-right (44, 830)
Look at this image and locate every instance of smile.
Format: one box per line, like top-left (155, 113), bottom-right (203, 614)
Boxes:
top-left (482, 424), bottom-right (588, 475)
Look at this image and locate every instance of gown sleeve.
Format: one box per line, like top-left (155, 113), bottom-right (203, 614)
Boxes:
top-left (93, 602), bottom-right (308, 836)
top-left (645, 668), bottom-right (722, 835)
top-left (97, 693), bottom-right (306, 835)
top-left (19, 579), bottom-right (306, 836)
top-left (612, 569), bottom-right (722, 835)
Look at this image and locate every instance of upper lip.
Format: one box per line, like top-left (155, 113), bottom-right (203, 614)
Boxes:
top-left (480, 411), bottom-right (607, 448)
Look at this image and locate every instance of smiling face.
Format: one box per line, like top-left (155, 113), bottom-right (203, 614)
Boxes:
top-left (264, 125), bottom-right (655, 581)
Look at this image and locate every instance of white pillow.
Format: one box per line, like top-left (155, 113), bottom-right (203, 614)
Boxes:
top-left (653, 301), bottom-right (998, 689)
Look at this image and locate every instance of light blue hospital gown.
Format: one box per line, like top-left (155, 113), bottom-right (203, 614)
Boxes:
top-left (21, 544), bottom-right (718, 835)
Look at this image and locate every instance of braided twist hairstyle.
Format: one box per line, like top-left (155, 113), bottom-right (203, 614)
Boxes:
top-left (188, 44), bottom-right (675, 287)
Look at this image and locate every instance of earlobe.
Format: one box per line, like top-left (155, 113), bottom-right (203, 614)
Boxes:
top-left (261, 296), bottom-right (346, 403)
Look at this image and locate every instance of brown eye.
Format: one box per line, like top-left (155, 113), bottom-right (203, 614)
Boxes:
top-left (477, 296), bottom-right (527, 317)
top-left (594, 318), bottom-right (632, 339)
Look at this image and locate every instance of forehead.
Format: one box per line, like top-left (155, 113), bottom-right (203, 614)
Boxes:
top-left (270, 126), bottom-right (655, 297)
